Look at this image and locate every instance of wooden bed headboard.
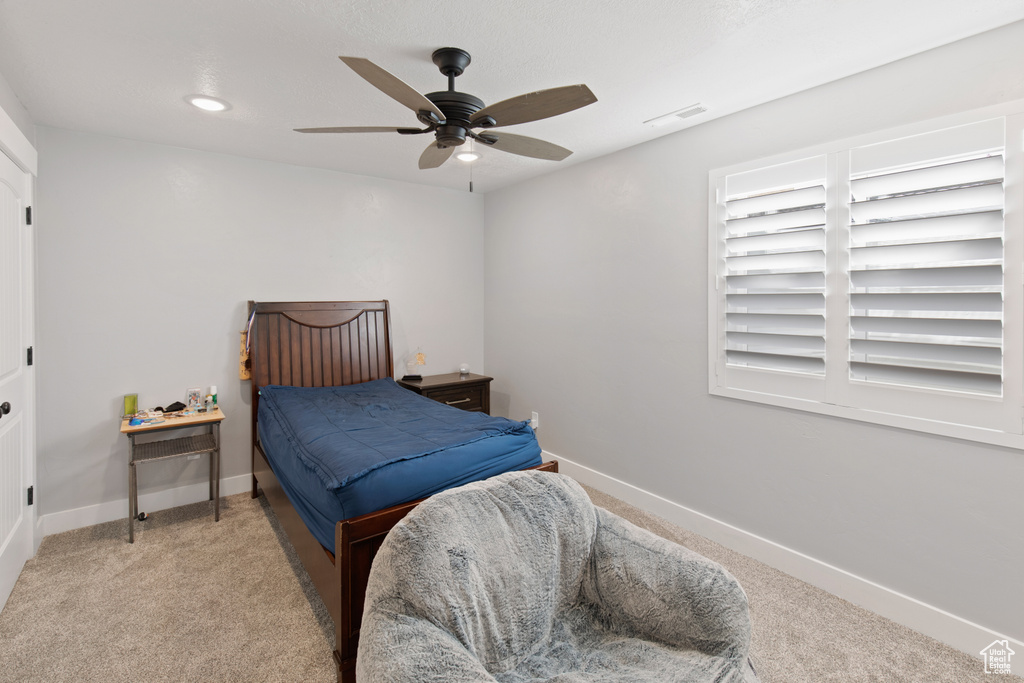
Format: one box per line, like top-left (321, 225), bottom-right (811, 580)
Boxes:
top-left (247, 300), bottom-right (393, 392)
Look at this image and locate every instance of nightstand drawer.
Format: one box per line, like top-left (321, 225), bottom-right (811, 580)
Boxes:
top-left (422, 385), bottom-right (485, 412)
top-left (397, 373), bottom-right (493, 414)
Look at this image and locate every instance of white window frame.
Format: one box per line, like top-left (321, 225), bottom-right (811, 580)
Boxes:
top-left (708, 101), bottom-right (1024, 449)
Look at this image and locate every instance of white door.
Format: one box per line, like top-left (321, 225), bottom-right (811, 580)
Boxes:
top-left (0, 147), bottom-right (33, 609)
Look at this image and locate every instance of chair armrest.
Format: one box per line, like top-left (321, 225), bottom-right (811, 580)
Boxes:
top-left (583, 508), bottom-right (752, 665)
top-left (357, 599), bottom-right (498, 682)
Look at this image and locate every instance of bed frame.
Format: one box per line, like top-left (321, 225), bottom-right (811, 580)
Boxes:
top-left (246, 300), bottom-right (556, 683)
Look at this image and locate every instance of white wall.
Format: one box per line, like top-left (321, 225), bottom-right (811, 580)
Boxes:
top-left (484, 21), bottom-right (1024, 644)
top-left (35, 126), bottom-right (484, 517)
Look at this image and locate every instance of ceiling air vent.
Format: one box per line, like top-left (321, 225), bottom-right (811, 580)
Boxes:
top-left (644, 103), bottom-right (707, 127)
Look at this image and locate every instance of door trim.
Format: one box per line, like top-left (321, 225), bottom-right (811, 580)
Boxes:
top-left (0, 103), bottom-right (35, 176)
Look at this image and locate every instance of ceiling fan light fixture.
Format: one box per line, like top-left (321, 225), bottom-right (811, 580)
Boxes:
top-left (457, 139), bottom-right (479, 162)
top-left (186, 95), bottom-right (231, 112)
top-left (644, 103), bottom-right (706, 127)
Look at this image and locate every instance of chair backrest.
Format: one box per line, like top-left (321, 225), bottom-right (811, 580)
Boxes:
top-left (363, 470), bottom-right (597, 667)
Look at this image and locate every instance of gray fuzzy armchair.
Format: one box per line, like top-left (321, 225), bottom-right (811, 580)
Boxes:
top-left (357, 470), bottom-right (760, 682)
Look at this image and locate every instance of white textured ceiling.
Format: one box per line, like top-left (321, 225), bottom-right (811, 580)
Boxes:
top-left (1, 0), bottom-right (1022, 193)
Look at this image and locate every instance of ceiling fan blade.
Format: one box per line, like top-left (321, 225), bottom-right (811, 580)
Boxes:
top-left (419, 143), bottom-right (455, 169)
top-left (294, 126), bottom-right (410, 133)
top-left (478, 132), bottom-right (572, 161)
top-left (471, 84), bottom-right (596, 128)
top-left (339, 56), bottom-right (444, 121)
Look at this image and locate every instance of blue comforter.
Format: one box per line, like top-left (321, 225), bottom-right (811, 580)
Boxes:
top-left (257, 379), bottom-right (542, 549)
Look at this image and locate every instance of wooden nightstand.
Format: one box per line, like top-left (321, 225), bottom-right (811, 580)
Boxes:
top-left (397, 373), bottom-right (492, 414)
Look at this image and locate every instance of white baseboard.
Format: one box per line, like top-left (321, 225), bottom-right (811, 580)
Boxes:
top-left (39, 474), bottom-right (252, 537)
top-left (551, 451), bottom-right (1024, 659)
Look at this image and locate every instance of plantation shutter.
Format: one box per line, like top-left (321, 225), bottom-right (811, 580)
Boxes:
top-left (720, 156), bottom-right (828, 377)
top-left (712, 114), bottom-right (1023, 439)
top-left (847, 121), bottom-right (1005, 396)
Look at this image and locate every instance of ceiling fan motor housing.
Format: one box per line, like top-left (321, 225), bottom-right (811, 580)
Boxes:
top-left (426, 90), bottom-right (484, 147)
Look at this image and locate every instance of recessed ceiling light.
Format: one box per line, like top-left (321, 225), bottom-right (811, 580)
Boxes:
top-left (186, 95), bottom-right (231, 112)
top-left (643, 103), bottom-right (707, 127)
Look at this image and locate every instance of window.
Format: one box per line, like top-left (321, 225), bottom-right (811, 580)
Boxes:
top-left (710, 111), bottom-right (1024, 444)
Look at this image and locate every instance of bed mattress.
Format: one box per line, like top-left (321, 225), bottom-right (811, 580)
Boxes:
top-left (257, 379), bottom-right (542, 549)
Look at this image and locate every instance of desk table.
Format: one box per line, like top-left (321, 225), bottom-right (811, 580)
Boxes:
top-left (120, 408), bottom-right (225, 542)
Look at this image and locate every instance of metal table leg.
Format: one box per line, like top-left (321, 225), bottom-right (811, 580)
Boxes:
top-left (213, 422), bottom-right (220, 521)
top-left (209, 432), bottom-right (215, 501)
top-left (128, 434), bottom-right (137, 543)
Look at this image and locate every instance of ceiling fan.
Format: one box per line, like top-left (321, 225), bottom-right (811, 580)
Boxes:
top-left (295, 47), bottom-right (597, 169)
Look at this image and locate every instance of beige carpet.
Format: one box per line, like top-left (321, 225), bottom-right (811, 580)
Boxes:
top-left (0, 495), bottom-right (335, 682)
top-left (0, 487), bottom-right (1017, 682)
